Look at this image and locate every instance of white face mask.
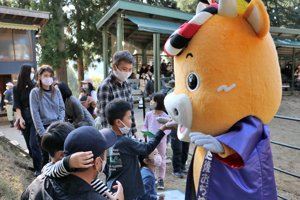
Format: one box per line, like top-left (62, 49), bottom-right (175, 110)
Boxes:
top-left (113, 67), bottom-right (132, 82)
top-left (97, 157), bottom-right (106, 178)
top-left (30, 73), bottom-right (35, 80)
top-left (118, 119), bottom-right (131, 135)
top-left (42, 77), bottom-right (53, 86)
top-left (150, 102), bottom-right (157, 110)
top-left (149, 155), bottom-right (162, 166)
top-left (83, 84), bottom-right (89, 89)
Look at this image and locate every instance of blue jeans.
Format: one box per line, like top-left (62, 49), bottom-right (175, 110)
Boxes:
top-left (21, 108), bottom-right (42, 170)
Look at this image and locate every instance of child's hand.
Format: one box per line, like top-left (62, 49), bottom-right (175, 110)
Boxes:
top-left (106, 181), bottom-right (124, 200)
top-left (158, 194), bottom-right (165, 200)
top-left (69, 151), bottom-right (94, 169)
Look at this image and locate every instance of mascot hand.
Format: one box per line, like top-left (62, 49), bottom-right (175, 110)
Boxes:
top-left (166, 121), bottom-right (178, 128)
top-left (156, 117), bottom-right (178, 128)
top-left (190, 132), bottom-right (225, 153)
top-left (156, 117), bottom-right (170, 124)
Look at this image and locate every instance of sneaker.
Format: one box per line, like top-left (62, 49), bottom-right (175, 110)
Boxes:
top-left (157, 179), bottom-right (164, 190)
top-left (34, 170), bottom-right (41, 176)
top-left (172, 172), bottom-right (184, 178)
top-left (181, 169), bottom-right (188, 174)
top-left (27, 166), bottom-right (36, 172)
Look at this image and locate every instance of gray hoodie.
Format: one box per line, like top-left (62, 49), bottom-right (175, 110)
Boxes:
top-left (30, 88), bottom-right (65, 136)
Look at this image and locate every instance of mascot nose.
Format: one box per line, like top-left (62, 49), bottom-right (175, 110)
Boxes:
top-left (164, 92), bottom-right (193, 130)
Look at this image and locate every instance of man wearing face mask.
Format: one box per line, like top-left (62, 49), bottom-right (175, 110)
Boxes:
top-left (21, 126), bottom-right (124, 200)
top-left (4, 82), bottom-right (16, 127)
top-left (97, 50), bottom-right (137, 138)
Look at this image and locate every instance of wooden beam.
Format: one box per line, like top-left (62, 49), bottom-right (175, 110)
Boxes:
top-left (125, 27), bottom-right (138, 39)
top-left (11, 15), bottom-right (17, 20)
top-left (22, 16), bottom-right (27, 22)
top-left (109, 29), bottom-right (144, 50)
top-left (144, 38), bottom-right (153, 47)
top-left (32, 17), bottom-right (37, 23)
top-left (277, 33), bottom-right (282, 37)
top-left (0, 13), bottom-right (5, 19)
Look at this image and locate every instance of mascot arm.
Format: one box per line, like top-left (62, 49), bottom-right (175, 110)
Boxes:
top-left (212, 116), bottom-right (264, 169)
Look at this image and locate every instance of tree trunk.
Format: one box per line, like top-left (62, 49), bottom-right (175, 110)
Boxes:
top-left (77, 57), bottom-right (84, 92)
top-left (57, 0), bottom-right (68, 84)
top-left (76, 12), bottom-right (83, 93)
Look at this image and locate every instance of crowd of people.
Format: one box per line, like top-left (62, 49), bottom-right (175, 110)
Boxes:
top-left (138, 60), bottom-right (174, 96)
top-left (2, 50), bottom-right (189, 200)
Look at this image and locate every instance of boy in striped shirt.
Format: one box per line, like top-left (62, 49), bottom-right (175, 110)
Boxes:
top-left (40, 122), bottom-right (112, 198)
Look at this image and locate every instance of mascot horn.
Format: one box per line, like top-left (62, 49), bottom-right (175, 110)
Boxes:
top-left (164, 0), bottom-right (281, 199)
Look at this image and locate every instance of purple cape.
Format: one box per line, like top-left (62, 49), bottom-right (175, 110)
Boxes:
top-left (185, 116), bottom-right (277, 200)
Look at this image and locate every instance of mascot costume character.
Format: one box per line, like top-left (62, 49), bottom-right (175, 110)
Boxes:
top-left (163, 0), bottom-right (282, 199)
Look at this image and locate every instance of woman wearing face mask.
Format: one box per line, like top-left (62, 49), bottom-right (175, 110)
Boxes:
top-left (139, 73), bottom-right (148, 93)
top-left (55, 82), bottom-right (94, 128)
top-left (30, 65), bottom-right (65, 167)
top-left (138, 149), bottom-right (165, 200)
top-left (79, 78), bottom-right (97, 102)
top-left (142, 92), bottom-right (170, 190)
top-left (13, 64), bottom-right (42, 176)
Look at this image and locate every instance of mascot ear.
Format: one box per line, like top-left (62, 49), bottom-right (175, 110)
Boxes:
top-left (243, 0), bottom-right (269, 39)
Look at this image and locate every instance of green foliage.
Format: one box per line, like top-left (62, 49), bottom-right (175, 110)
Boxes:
top-left (262, 0), bottom-right (300, 29)
top-left (91, 75), bottom-right (103, 90)
top-left (0, 0), bottom-right (31, 9)
top-left (175, 0), bottom-right (197, 13)
top-left (36, 0), bottom-right (66, 70)
top-left (67, 66), bottom-right (79, 97)
top-left (175, 0), bottom-right (300, 29)
top-left (65, 0), bottom-right (112, 71)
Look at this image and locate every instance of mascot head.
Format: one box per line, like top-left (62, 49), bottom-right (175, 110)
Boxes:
top-left (164, 0), bottom-right (282, 142)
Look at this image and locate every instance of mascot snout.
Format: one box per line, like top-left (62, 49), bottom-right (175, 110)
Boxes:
top-left (164, 92), bottom-right (193, 142)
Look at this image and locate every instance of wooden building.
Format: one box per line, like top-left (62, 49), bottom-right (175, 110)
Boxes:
top-left (0, 6), bottom-right (49, 94)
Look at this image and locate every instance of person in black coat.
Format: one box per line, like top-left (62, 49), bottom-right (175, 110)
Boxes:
top-left (55, 82), bottom-right (94, 128)
top-left (13, 64), bottom-right (42, 176)
top-left (139, 64), bottom-right (148, 79)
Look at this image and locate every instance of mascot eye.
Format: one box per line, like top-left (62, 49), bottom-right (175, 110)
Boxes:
top-left (186, 72), bottom-right (200, 92)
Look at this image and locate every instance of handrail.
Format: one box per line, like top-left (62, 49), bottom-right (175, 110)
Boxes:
top-left (274, 167), bottom-right (300, 179)
top-left (277, 194), bottom-right (290, 200)
top-left (271, 140), bottom-right (300, 150)
top-left (274, 115), bottom-right (300, 121)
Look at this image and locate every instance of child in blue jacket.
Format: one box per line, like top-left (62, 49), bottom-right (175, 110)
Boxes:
top-left (138, 149), bottom-right (165, 200)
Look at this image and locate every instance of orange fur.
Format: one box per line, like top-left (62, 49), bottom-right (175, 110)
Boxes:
top-left (174, 14), bottom-right (281, 137)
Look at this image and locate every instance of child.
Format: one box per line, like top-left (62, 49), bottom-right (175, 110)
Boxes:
top-left (40, 122), bottom-right (112, 198)
top-left (143, 92), bottom-right (170, 189)
top-left (80, 87), bottom-right (96, 116)
top-left (138, 149), bottom-right (165, 200)
top-left (105, 99), bottom-right (171, 200)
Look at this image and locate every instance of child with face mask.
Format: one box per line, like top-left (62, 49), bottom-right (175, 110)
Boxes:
top-left (143, 93), bottom-right (170, 190)
top-left (138, 149), bottom-right (165, 200)
top-left (104, 99), bottom-right (172, 200)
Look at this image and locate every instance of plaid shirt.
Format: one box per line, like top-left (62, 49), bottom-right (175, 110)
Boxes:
top-left (97, 72), bottom-right (136, 135)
